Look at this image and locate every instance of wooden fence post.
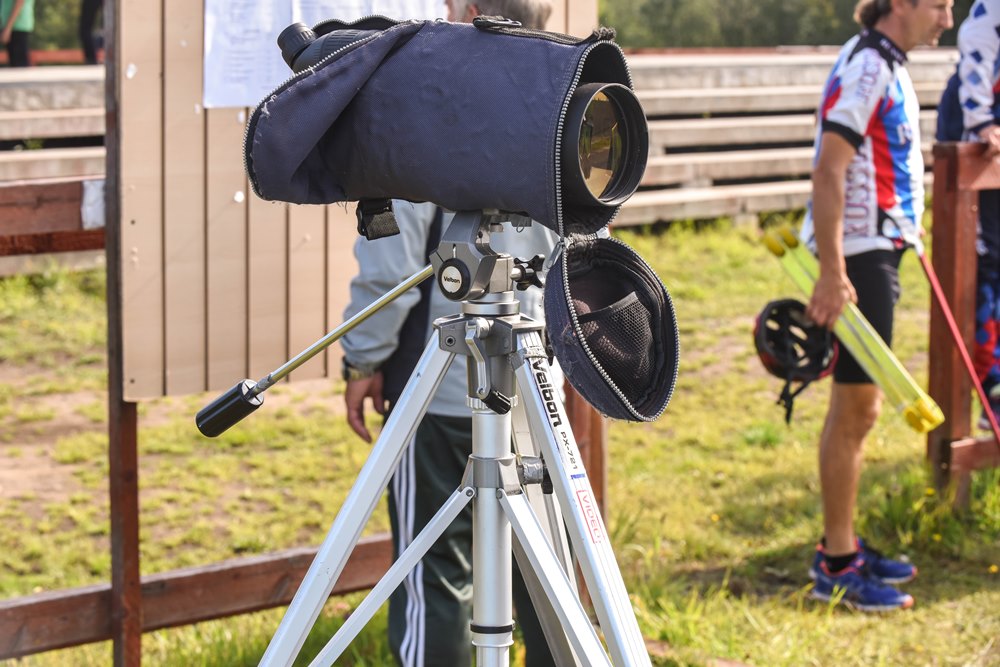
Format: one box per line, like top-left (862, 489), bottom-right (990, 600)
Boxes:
top-left (105, 1), bottom-right (142, 662)
top-left (929, 142), bottom-right (1000, 502)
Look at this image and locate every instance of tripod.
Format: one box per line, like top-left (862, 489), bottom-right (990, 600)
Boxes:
top-left (247, 211), bottom-right (651, 666)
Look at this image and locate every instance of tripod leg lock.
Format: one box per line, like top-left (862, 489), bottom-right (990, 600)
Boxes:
top-left (463, 318), bottom-right (515, 413)
top-left (482, 390), bottom-right (513, 414)
top-left (518, 456), bottom-right (545, 487)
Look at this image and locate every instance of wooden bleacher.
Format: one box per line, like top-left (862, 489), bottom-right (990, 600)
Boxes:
top-left (0, 48), bottom-right (959, 236)
top-left (618, 47), bottom-right (957, 225)
top-left (0, 66), bottom-right (105, 270)
top-left (0, 65), bottom-right (104, 181)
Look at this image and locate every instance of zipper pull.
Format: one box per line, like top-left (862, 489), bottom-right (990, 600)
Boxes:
top-left (588, 26), bottom-right (617, 42)
top-left (546, 239), bottom-right (566, 271)
top-left (473, 15), bottom-right (523, 30)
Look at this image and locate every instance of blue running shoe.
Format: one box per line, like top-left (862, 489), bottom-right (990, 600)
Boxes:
top-left (809, 538), bottom-right (917, 585)
top-left (811, 555), bottom-right (915, 612)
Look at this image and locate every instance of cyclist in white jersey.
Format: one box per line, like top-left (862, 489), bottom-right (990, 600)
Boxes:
top-left (802, 0), bottom-right (952, 613)
top-left (801, 30), bottom-right (924, 256)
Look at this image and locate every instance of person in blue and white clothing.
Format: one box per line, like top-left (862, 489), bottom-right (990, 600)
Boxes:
top-left (937, 0), bottom-right (1000, 430)
top-left (801, 0), bottom-right (953, 612)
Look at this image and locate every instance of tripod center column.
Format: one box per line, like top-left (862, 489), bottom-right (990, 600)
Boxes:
top-left (470, 395), bottom-right (515, 664)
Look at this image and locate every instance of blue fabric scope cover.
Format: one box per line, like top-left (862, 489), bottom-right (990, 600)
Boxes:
top-left (244, 17), bottom-right (633, 236)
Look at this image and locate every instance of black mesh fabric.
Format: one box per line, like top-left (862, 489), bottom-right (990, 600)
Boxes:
top-left (577, 292), bottom-right (654, 402)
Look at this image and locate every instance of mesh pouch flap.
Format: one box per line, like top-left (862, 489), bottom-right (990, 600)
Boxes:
top-left (544, 236), bottom-right (678, 421)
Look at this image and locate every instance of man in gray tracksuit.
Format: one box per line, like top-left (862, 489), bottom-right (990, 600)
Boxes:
top-left (340, 199), bottom-right (560, 666)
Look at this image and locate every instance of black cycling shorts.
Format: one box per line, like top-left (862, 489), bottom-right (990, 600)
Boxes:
top-left (833, 249), bottom-right (904, 384)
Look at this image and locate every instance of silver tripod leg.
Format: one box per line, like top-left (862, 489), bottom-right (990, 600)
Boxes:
top-left (470, 405), bottom-right (514, 667)
top-left (512, 331), bottom-right (652, 666)
top-left (308, 481), bottom-right (476, 666)
top-left (259, 333), bottom-right (455, 667)
top-left (511, 399), bottom-right (576, 578)
top-left (510, 398), bottom-right (582, 667)
top-left (500, 489), bottom-right (612, 666)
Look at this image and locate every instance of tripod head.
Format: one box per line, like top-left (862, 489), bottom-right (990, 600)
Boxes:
top-left (195, 208), bottom-right (550, 437)
top-left (431, 210), bottom-right (547, 303)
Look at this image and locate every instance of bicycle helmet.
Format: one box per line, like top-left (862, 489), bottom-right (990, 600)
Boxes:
top-left (754, 298), bottom-right (838, 423)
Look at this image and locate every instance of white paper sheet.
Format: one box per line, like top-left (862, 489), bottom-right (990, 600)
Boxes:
top-left (204, 0), bottom-right (445, 109)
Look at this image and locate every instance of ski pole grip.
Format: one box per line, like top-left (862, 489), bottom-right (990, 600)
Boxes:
top-left (196, 380), bottom-right (264, 437)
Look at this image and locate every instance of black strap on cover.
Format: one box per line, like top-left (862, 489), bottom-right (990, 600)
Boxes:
top-left (357, 198), bottom-right (399, 240)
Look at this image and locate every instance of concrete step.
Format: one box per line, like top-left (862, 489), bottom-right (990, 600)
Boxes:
top-left (642, 144), bottom-right (934, 187)
top-left (0, 65), bottom-right (104, 111)
top-left (627, 48), bottom-right (956, 91)
top-left (619, 172), bottom-right (934, 226)
top-left (619, 179), bottom-right (813, 225)
top-left (638, 80), bottom-right (945, 117)
top-left (0, 146), bottom-right (105, 180)
top-left (0, 108), bottom-right (105, 140)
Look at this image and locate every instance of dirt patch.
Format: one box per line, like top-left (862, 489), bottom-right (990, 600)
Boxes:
top-left (0, 450), bottom-right (83, 504)
top-left (0, 364), bottom-right (352, 506)
top-left (1, 363), bottom-right (103, 503)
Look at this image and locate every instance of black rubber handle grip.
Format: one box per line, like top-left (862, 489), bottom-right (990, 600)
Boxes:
top-left (196, 380), bottom-right (264, 437)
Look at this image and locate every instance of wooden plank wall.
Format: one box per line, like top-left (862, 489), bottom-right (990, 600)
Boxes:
top-left (117, 0), bottom-right (351, 400)
top-left (119, 0), bottom-right (164, 400)
top-left (116, 2), bottom-right (589, 401)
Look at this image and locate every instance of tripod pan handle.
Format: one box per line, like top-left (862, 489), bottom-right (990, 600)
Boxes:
top-left (196, 380), bottom-right (264, 437)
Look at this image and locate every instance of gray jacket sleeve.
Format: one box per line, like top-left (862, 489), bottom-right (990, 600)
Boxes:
top-left (339, 201), bottom-right (437, 371)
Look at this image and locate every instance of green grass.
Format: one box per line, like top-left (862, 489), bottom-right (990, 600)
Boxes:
top-left (2, 224), bottom-right (999, 666)
top-left (0, 269), bottom-right (106, 363)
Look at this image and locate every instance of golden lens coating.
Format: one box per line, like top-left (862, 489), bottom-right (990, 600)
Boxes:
top-left (578, 92), bottom-right (624, 199)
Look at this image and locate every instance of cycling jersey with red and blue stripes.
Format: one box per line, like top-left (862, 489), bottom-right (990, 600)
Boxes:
top-left (801, 29), bottom-right (923, 257)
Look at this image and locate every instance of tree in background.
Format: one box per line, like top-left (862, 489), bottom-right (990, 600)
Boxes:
top-left (33, 0), bottom-right (81, 50)
top-left (601, 0), bottom-right (972, 49)
top-left (22, 0), bottom-right (976, 54)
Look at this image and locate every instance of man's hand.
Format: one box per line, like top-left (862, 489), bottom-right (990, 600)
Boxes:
top-left (807, 270), bottom-right (857, 330)
top-left (979, 124), bottom-right (1000, 159)
top-left (344, 372), bottom-right (386, 443)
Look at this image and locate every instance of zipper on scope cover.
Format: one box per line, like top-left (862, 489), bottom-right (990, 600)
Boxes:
top-left (552, 40), bottom-right (635, 238)
top-left (472, 16), bottom-right (616, 45)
